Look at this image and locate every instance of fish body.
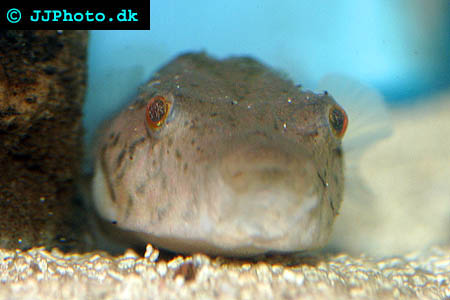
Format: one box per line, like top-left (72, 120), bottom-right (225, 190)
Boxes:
top-left (92, 53), bottom-right (348, 256)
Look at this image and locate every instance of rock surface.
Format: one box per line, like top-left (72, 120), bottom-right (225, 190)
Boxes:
top-left (0, 30), bottom-right (88, 250)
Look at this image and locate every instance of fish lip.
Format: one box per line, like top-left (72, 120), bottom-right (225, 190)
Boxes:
top-left (243, 192), bottom-right (321, 246)
top-left (202, 141), bottom-right (326, 252)
top-left (248, 189), bottom-right (322, 248)
top-left (205, 168), bottom-right (324, 252)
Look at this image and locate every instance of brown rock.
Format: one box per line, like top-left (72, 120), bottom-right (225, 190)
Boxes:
top-left (0, 30), bottom-right (88, 251)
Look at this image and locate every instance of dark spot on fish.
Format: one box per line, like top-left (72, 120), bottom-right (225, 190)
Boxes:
top-left (304, 130), bottom-right (319, 138)
top-left (128, 137), bottom-right (146, 158)
top-left (100, 145), bottom-right (116, 203)
top-left (333, 147), bottom-right (342, 158)
top-left (317, 172), bottom-right (327, 188)
top-left (175, 149), bottom-right (182, 160)
top-left (232, 171), bottom-right (243, 178)
top-left (124, 195), bottom-right (134, 221)
top-left (144, 123), bottom-right (153, 138)
top-left (116, 168), bottom-right (126, 181)
top-left (329, 196), bottom-right (337, 215)
top-left (333, 173), bottom-right (340, 184)
top-left (111, 220), bottom-right (117, 225)
top-left (112, 132), bottom-right (121, 146)
top-left (161, 176), bottom-right (167, 190)
top-left (173, 262), bottom-right (196, 282)
top-left (182, 205), bottom-right (195, 221)
top-left (136, 183), bottom-right (146, 195)
top-left (157, 207), bottom-right (167, 221)
top-left (115, 149), bottom-right (126, 170)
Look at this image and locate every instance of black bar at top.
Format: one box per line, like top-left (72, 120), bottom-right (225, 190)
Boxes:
top-left (0, 5), bottom-right (150, 30)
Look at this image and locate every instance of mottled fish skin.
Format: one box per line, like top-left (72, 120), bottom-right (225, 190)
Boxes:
top-left (92, 53), bottom-right (347, 256)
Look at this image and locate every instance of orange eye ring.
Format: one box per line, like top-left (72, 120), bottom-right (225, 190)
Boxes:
top-left (146, 96), bottom-right (171, 130)
top-left (329, 105), bottom-right (348, 138)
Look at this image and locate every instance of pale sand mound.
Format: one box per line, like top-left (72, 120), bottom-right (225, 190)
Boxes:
top-left (331, 90), bottom-right (450, 256)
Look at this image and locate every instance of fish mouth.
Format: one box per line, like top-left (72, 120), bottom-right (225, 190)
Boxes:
top-left (220, 183), bottom-right (321, 247)
top-left (202, 141), bottom-right (330, 253)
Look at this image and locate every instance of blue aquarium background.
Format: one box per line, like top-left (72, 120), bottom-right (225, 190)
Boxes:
top-left (83, 0), bottom-right (449, 145)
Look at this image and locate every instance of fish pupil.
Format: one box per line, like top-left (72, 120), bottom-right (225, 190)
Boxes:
top-left (149, 99), bottom-right (166, 123)
top-left (331, 109), bottom-right (344, 131)
top-left (329, 106), bottom-right (348, 137)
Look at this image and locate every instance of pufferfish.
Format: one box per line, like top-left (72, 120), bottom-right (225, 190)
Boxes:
top-left (89, 53), bottom-right (388, 257)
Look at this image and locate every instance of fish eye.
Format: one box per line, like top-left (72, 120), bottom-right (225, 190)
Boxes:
top-left (146, 96), bottom-right (171, 130)
top-left (328, 105), bottom-right (348, 138)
